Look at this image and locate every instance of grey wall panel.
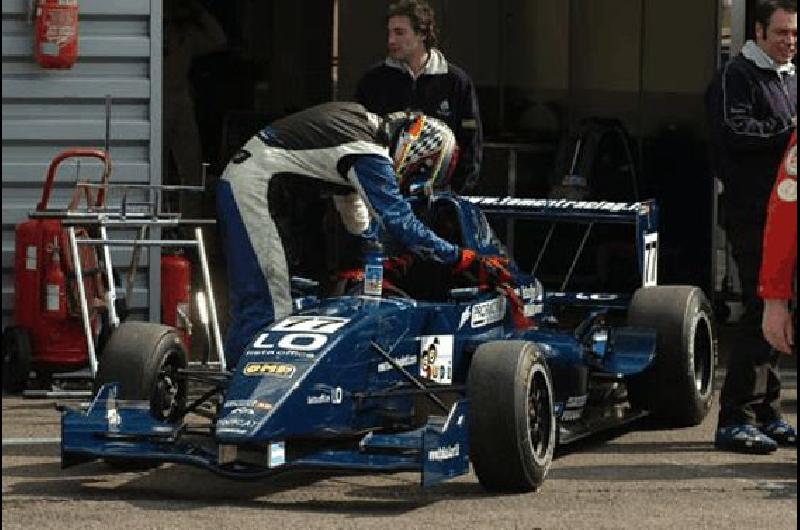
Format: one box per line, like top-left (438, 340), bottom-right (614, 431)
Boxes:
top-left (3, 119), bottom-right (150, 141)
top-left (2, 79), bottom-right (150, 99)
top-left (1, 0), bottom-right (160, 329)
top-left (2, 161), bottom-right (150, 184)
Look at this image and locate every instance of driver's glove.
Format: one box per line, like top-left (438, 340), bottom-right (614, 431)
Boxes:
top-left (453, 249), bottom-right (513, 285)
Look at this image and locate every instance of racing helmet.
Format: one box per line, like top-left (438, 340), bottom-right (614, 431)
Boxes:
top-left (386, 112), bottom-right (459, 196)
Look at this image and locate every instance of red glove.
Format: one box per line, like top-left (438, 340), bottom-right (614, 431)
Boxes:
top-left (453, 249), bottom-right (513, 286)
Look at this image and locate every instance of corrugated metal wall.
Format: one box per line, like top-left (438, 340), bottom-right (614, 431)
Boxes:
top-left (1, 0), bottom-right (162, 328)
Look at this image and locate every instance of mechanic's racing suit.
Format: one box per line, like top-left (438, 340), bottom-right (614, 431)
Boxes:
top-left (217, 102), bottom-right (460, 366)
top-left (759, 130), bottom-right (797, 301)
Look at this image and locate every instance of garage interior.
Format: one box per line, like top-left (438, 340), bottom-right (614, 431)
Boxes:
top-left (165, 0), bottom-right (737, 316)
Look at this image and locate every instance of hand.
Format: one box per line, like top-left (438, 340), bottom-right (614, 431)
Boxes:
top-left (453, 249), bottom-right (513, 286)
top-left (762, 299), bottom-right (795, 355)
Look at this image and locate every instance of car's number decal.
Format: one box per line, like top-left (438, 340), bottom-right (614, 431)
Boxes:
top-left (271, 316), bottom-right (350, 334)
top-left (643, 232), bottom-right (658, 287)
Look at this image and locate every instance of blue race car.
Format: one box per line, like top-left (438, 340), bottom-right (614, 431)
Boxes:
top-left (61, 193), bottom-right (717, 493)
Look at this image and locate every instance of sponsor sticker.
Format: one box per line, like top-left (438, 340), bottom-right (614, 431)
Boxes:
top-left (217, 417), bottom-right (256, 428)
top-left (243, 362), bottom-right (296, 378)
top-left (786, 144), bottom-right (796, 176)
top-left (427, 443), bottom-right (460, 462)
top-left (419, 335), bottom-right (454, 384)
top-left (463, 196), bottom-right (641, 212)
top-left (254, 400), bottom-right (274, 412)
top-left (519, 281), bottom-right (544, 317)
top-left (472, 297), bottom-right (506, 328)
top-left (306, 386), bottom-right (343, 405)
top-left (377, 354), bottom-right (417, 373)
top-left (225, 399), bottom-right (257, 408)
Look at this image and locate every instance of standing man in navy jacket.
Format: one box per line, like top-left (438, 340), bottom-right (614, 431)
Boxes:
top-left (356, 0), bottom-right (483, 193)
top-left (706, 0), bottom-right (797, 454)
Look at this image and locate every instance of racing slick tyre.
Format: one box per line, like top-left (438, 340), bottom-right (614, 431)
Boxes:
top-left (468, 341), bottom-right (556, 493)
top-left (2, 327), bottom-right (32, 394)
top-left (625, 286), bottom-right (716, 427)
top-left (94, 322), bottom-right (188, 470)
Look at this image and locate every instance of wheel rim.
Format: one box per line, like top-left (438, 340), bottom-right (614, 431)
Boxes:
top-left (693, 315), bottom-right (714, 397)
top-left (527, 368), bottom-right (553, 462)
top-left (152, 352), bottom-right (184, 420)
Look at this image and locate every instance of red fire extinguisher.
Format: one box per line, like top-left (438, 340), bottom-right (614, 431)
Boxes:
top-left (44, 238), bottom-right (67, 319)
top-left (33, 0), bottom-right (79, 69)
top-left (161, 252), bottom-right (192, 354)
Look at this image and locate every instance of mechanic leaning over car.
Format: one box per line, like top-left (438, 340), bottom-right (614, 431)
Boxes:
top-left (217, 102), bottom-right (508, 366)
top-left (355, 0), bottom-right (483, 194)
top-left (759, 129), bottom-right (796, 357)
top-left (705, 0), bottom-right (797, 454)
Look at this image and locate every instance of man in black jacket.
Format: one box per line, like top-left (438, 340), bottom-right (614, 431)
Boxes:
top-left (355, 0), bottom-right (483, 193)
top-left (706, 0), bottom-right (797, 454)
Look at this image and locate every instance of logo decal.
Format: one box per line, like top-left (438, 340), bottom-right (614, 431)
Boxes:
top-left (427, 443), bottom-right (460, 462)
top-left (243, 362), bottom-right (296, 378)
top-left (377, 354), bottom-right (417, 373)
top-left (420, 335), bottom-right (454, 384)
top-left (472, 297), bottom-right (506, 327)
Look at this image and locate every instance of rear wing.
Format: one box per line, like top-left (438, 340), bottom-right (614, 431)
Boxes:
top-left (462, 196), bottom-right (660, 289)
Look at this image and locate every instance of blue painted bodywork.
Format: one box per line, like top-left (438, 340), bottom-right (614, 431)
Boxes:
top-left (61, 194), bottom-right (661, 487)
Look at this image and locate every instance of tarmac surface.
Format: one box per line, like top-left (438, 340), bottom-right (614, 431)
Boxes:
top-left (2, 328), bottom-right (797, 530)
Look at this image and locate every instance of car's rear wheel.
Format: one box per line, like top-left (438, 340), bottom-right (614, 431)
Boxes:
top-left (2, 327), bottom-right (32, 394)
top-left (94, 321), bottom-right (188, 470)
top-left (625, 286), bottom-right (716, 426)
top-left (468, 340), bottom-right (555, 493)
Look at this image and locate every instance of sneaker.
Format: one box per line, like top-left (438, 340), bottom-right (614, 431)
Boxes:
top-left (761, 420), bottom-right (797, 447)
top-left (714, 424), bottom-right (778, 454)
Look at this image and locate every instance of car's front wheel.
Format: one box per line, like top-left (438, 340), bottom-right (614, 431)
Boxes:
top-left (468, 340), bottom-right (555, 493)
top-left (94, 322), bottom-right (188, 470)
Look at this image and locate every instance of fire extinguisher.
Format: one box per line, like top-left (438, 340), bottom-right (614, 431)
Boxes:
top-left (33, 0), bottom-right (79, 69)
top-left (161, 252), bottom-right (192, 354)
top-left (44, 237), bottom-right (67, 319)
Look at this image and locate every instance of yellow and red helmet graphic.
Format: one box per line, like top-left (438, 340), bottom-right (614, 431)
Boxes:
top-left (391, 114), bottom-right (458, 196)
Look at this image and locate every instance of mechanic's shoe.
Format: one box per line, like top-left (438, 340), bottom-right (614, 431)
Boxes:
top-left (714, 424), bottom-right (778, 454)
top-left (761, 420), bottom-right (797, 447)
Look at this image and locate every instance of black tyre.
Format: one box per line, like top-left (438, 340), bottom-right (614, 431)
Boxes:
top-left (468, 341), bottom-right (556, 493)
top-left (94, 321), bottom-right (188, 422)
top-left (97, 295), bottom-right (129, 355)
top-left (2, 327), bottom-right (32, 394)
top-left (625, 286), bottom-right (717, 426)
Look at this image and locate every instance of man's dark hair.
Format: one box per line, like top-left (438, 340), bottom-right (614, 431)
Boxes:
top-left (755, 0), bottom-right (797, 39)
top-left (387, 0), bottom-right (439, 51)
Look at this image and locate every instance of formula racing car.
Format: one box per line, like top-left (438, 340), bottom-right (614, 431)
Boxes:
top-left (61, 193), bottom-right (717, 493)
